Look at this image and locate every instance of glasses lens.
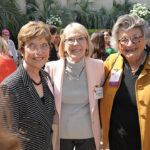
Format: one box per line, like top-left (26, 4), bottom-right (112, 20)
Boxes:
top-left (119, 35), bottom-right (142, 46)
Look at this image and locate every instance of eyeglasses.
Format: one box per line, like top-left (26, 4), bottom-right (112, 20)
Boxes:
top-left (27, 43), bottom-right (50, 52)
top-left (119, 35), bottom-right (143, 46)
top-left (64, 36), bottom-right (86, 44)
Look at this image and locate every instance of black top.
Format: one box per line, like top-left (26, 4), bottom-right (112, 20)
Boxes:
top-left (109, 50), bottom-right (148, 150)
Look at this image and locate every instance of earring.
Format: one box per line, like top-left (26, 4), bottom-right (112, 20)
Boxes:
top-left (85, 49), bottom-right (89, 56)
top-left (64, 51), bottom-right (68, 57)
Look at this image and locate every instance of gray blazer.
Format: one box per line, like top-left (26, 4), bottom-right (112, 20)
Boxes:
top-left (0, 64), bottom-right (55, 150)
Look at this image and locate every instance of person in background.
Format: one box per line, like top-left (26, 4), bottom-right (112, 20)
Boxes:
top-left (54, 32), bottom-right (60, 55)
top-left (1, 29), bottom-right (18, 66)
top-left (100, 14), bottom-right (150, 150)
top-left (103, 29), bottom-right (116, 55)
top-left (0, 21), bottom-right (55, 150)
top-left (91, 31), bottom-right (109, 61)
top-left (48, 25), bottom-right (59, 61)
top-left (45, 22), bottom-right (105, 150)
top-left (0, 36), bottom-right (16, 83)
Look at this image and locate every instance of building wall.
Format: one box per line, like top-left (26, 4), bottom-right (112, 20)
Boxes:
top-left (128, 0), bottom-right (150, 8)
top-left (15, 0), bottom-right (26, 14)
top-left (15, 0), bottom-right (150, 14)
top-left (60, 0), bottom-right (150, 10)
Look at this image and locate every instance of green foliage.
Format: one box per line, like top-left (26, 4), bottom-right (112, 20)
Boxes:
top-left (130, 3), bottom-right (150, 20)
top-left (87, 29), bottom-right (102, 36)
top-left (25, 0), bottom-right (134, 29)
top-left (62, 0), bottom-right (133, 29)
top-left (2, 0), bottom-right (145, 47)
top-left (46, 15), bottom-right (62, 27)
top-left (0, 0), bottom-right (27, 46)
top-left (26, 0), bottom-right (58, 22)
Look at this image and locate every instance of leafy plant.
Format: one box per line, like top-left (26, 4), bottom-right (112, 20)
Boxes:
top-left (46, 15), bottom-right (62, 27)
top-left (0, 0), bottom-right (27, 46)
top-left (26, 0), bottom-right (57, 22)
top-left (130, 3), bottom-right (150, 19)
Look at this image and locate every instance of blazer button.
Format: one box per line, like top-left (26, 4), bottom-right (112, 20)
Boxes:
top-left (139, 100), bottom-right (145, 105)
top-left (141, 115), bottom-right (146, 119)
top-left (138, 85), bottom-right (143, 90)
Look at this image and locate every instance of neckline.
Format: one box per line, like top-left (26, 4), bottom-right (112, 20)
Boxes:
top-left (65, 57), bottom-right (85, 80)
top-left (31, 78), bottom-right (42, 85)
top-left (66, 57), bottom-right (85, 68)
top-left (31, 71), bottom-right (42, 86)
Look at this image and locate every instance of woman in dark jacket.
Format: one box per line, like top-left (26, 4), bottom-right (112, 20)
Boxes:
top-left (0, 21), bottom-right (55, 150)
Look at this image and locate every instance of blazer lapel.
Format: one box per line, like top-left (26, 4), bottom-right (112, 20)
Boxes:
top-left (54, 59), bottom-right (65, 117)
top-left (20, 65), bottom-right (51, 125)
top-left (85, 58), bottom-right (95, 112)
top-left (138, 54), bottom-right (150, 79)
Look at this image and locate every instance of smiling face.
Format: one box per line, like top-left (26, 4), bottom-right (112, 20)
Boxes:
top-left (64, 29), bottom-right (88, 63)
top-left (118, 28), bottom-right (145, 62)
top-left (104, 31), bottom-right (110, 43)
top-left (2, 33), bottom-right (10, 41)
top-left (23, 36), bottom-right (50, 71)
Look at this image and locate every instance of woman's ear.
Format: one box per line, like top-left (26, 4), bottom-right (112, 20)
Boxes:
top-left (19, 48), bottom-right (24, 59)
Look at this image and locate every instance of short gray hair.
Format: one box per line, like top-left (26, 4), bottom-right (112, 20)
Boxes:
top-left (110, 14), bottom-right (149, 51)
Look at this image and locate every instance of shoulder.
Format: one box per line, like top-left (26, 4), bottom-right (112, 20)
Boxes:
top-left (45, 59), bottom-right (64, 70)
top-left (86, 57), bottom-right (104, 68)
top-left (1, 67), bottom-right (22, 88)
top-left (105, 53), bottom-right (120, 64)
top-left (8, 39), bottom-right (15, 45)
top-left (46, 59), bottom-right (64, 66)
top-left (87, 57), bottom-right (103, 64)
top-left (86, 58), bottom-right (104, 75)
top-left (0, 70), bottom-right (21, 97)
top-left (1, 70), bottom-right (20, 85)
top-left (104, 53), bottom-right (123, 72)
top-left (41, 69), bottom-right (50, 78)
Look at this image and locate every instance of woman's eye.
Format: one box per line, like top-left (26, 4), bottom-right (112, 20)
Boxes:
top-left (28, 44), bottom-right (36, 50)
top-left (42, 43), bottom-right (49, 48)
top-left (68, 38), bottom-right (74, 42)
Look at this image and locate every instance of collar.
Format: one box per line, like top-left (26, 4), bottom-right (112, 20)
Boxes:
top-left (18, 63), bottom-right (47, 87)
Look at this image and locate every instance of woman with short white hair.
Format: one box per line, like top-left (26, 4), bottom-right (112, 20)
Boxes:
top-left (100, 14), bottom-right (150, 150)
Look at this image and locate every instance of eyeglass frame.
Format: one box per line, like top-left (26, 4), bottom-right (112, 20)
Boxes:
top-left (118, 34), bottom-right (143, 46)
top-left (25, 43), bottom-right (50, 52)
top-left (64, 36), bottom-right (86, 44)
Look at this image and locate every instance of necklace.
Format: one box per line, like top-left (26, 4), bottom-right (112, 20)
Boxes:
top-left (65, 65), bottom-right (85, 80)
top-left (31, 78), bottom-right (42, 85)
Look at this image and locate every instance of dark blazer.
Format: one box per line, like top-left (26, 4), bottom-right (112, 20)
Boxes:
top-left (0, 64), bottom-right (55, 150)
top-left (48, 42), bottom-right (59, 61)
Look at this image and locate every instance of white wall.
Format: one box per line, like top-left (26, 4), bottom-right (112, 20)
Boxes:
top-left (15, 0), bottom-right (26, 14)
top-left (128, 0), bottom-right (150, 8)
top-left (15, 0), bottom-right (150, 14)
top-left (94, 0), bottom-right (113, 10)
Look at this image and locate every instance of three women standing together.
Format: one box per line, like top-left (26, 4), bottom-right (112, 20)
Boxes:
top-left (1, 13), bottom-right (150, 150)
